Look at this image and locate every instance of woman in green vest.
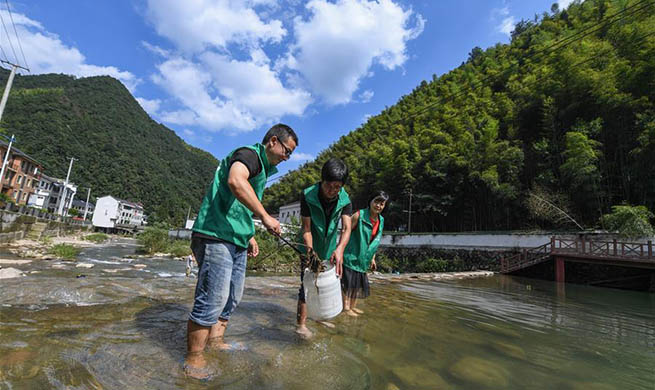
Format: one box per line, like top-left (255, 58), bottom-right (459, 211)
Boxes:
top-left (341, 190), bottom-right (389, 317)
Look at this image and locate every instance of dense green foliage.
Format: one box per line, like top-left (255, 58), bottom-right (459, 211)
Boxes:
top-left (601, 204), bottom-right (654, 238)
top-left (0, 73), bottom-right (217, 225)
top-left (136, 223), bottom-right (192, 257)
top-left (264, 0), bottom-right (655, 232)
top-left (248, 226), bottom-right (301, 272)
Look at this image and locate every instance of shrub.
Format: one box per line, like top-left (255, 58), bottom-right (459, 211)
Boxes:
top-left (601, 205), bottom-right (654, 239)
top-left (137, 227), bottom-right (169, 254)
top-left (416, 258), bottom-right (449, 273)
top-left (50, 244), bottom-right (80, 260)
top-left (84, 233), bottom-right (109, 243)
top-left (168, 239), bottom-right (192, 257)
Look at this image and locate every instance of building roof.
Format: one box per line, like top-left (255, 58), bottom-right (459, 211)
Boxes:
top-left (72, 199), bottom-right (94, 208)
top-left (0, 138), bottom-right (44, 167)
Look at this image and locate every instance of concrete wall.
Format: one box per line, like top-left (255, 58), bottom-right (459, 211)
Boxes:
top-left (0, 209), bottom-right (91, 243)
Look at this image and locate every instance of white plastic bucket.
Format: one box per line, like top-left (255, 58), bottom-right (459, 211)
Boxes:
top-left (304, 264), bottom-right (343, 320)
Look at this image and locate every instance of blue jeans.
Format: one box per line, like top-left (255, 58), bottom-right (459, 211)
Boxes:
top-left (189, 237), bottom-right (247, 327)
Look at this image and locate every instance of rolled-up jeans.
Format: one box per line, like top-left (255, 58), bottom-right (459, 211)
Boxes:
top-left (189, 237), bottom-right (247, 327)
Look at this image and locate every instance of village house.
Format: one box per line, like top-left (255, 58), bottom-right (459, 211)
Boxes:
top-left (0, 139), bottom-right (43, 205)
top-left (92, 195), bottom-right (145, 232)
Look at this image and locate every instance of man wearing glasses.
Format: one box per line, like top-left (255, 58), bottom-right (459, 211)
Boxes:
top-left (185, 123), bottom-right (298, 380)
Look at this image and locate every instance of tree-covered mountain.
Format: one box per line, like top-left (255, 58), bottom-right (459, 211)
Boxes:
top-left (0, 71), bottom-right (218, 224)
top-left (264, 0), bottom-right (655, 232)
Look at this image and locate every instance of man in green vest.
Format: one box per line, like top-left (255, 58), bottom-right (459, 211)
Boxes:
top-left (296, 158), bottom-right (353, 339)
top-left (184, 124), bottom-right (298, 380)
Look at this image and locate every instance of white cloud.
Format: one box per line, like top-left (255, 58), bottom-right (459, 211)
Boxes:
top-left (359, 90), bottom-right (374, 103)
top-left (145, 0), bottom-right (286, 53)
top-left (2, 10), bottom-right (139, 91)
top-left (141, 41), bottom-right (170, 57)
top-left (290, 152), bottom-right (314, 162)
top-left (183, 129), bottom-right (195, 137)
top-left (136, 97), bottom-right (161, 116)
top-left (498, 16), bottom-right (516, 37)
top-left (151, 53), bottom-right (312, 132)
top-left (558, 0), bottom-right (576, 10)
top-left (287, 0), bottom-right (424, 105)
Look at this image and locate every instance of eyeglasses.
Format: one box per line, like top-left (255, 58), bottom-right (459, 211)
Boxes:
top-left (279, 140), bottom-right (293, 157)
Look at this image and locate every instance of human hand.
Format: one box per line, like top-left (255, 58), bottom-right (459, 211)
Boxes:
top-left (330, 249), bottom-right (343, 277)
top-left (262, 214), bottom-right (281, 236)
top-left (248, 237), bottom-right (259, 257)
top-left (370, 259), bottom-right (376, 272)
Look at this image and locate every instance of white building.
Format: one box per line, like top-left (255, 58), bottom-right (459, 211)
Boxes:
top-left (92, 195), bottom-right (145, 231)
top-left (27, 174), bottom-right (77, 216)
top-left (278, 201), bottom-right (301, 224)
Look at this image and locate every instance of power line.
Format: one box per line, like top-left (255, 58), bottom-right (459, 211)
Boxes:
top-left (0, 6), bottom-right (18, 66)
top-left (397, 0), bottom-right (654, 125)
top-left (0, 42), bottom-right (8, 63)
top-left (5, 0), bottom-right (28, 71)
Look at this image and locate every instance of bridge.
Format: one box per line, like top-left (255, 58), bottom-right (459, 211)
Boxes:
top-left (501, 237), bottom-right (655, 283)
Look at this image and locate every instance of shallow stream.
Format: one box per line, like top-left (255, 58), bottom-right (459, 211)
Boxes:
top-left (1, 238), bottom-right (653, 389)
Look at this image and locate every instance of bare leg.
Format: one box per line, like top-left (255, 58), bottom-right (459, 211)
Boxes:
top-left (184, 320), bottom-right (212, 379)
top-left (351, 298), bottom-right (363, 314)
top-left (343, 294), bottom-right (358, 317)
top-left (206, 319), bottom-right (231, 350)
top-left (295, 300), bottom-right (313, 339)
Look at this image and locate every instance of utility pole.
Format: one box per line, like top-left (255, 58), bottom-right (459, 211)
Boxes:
top-left (0, 61), bottom-right (29, 123)
top-left (57, 157), bottom-right (77, 216)
top-left (408, 188), bottom-right (413, 233)
top-left (0, 134), bottom-right (15, 190)
top-left (185, 205), bottom-right (191, 228)
top-left (82, 187), bottom-right (91, 221)
top-left (402, 188), bottom-right (414, 233)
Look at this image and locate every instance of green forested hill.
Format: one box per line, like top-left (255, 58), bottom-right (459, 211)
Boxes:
top-left (0, 71), bottom-right (218, 224)
top-left (264, 0), bottom-right (655, 232)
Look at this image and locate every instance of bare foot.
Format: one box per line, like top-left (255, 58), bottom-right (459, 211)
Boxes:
top-left (295, 325), bottom-right (314, 339)
top-left (352, 308), bottom-right (364, 314)
top-left (317, 320), bottom-right (335, 328)
top-left (183, 352), bottom-right (214, 380)
top-left (207, 337), bottom-right (246, 351)
top-left (344, 309), bottom-right (359, 317)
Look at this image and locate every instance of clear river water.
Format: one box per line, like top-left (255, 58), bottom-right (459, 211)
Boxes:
top-left (0, 238), bottom-right (653, 389)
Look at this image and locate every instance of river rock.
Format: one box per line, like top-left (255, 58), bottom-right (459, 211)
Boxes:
top-left (51, 264), bottom-right (68, 269)
top-left (392, 365), bottom-right (452, 389)
top-left (449, 356), bottom-right (510, 388)
top-left (564, 381), bottom-right (615, 390)
top-left (0, 267), bottom-right (24, 279)
top-left (76, 263), bottom-right (95, 268)
top-left (0, 259), bottom-right (32, 265)
top-left (132, 264), bottom-right (147, 269)
top-left (490, 340), bottom-right (527, 360)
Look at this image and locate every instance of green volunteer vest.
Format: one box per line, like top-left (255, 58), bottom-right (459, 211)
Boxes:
top-left (343, 208), bottom-right (384, 273)
top-left (192, 143), bottom-right (277, 248)
top-left (298, 183), bottom-right (350, 260)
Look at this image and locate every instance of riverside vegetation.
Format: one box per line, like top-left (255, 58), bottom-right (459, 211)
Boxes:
top-left (264, 0), bottom-right (655, 233)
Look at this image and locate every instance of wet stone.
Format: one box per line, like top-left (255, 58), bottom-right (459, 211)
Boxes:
top-left (449, 356), bottom-right (510, 388)
top-left (392, 365), bottom-right (453, 389)
top-left (0, 267), bottom-right (24, 279)
top-left (490, 340), bottom-right (527, 360)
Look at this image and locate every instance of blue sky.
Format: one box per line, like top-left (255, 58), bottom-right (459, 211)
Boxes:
top-left (3, 0), bottom-right (573, 180)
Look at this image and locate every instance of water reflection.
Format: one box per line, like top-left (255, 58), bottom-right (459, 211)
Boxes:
top-left (0, 239), bottom-right (654, 389)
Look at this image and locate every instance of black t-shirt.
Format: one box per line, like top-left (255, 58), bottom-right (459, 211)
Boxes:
top-left (228, 147), bottom-right (262, 179)
top-left (300, 184), bottom-right (352, 221)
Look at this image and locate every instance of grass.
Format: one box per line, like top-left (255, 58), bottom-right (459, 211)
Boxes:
top-left (50, 243), bottom-right (81, 261)
top-left (84, 233), bottom-right (109, 243)
top-left (137, 226), bottom-right (191, 257)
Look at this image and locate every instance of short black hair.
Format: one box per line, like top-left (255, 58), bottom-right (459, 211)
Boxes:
top-left (262, 123), bottom-right (298, 146)
top-left (321, 158), bottom-right (348, 184)
top-left (368, 190), bottom-right (390, 205)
